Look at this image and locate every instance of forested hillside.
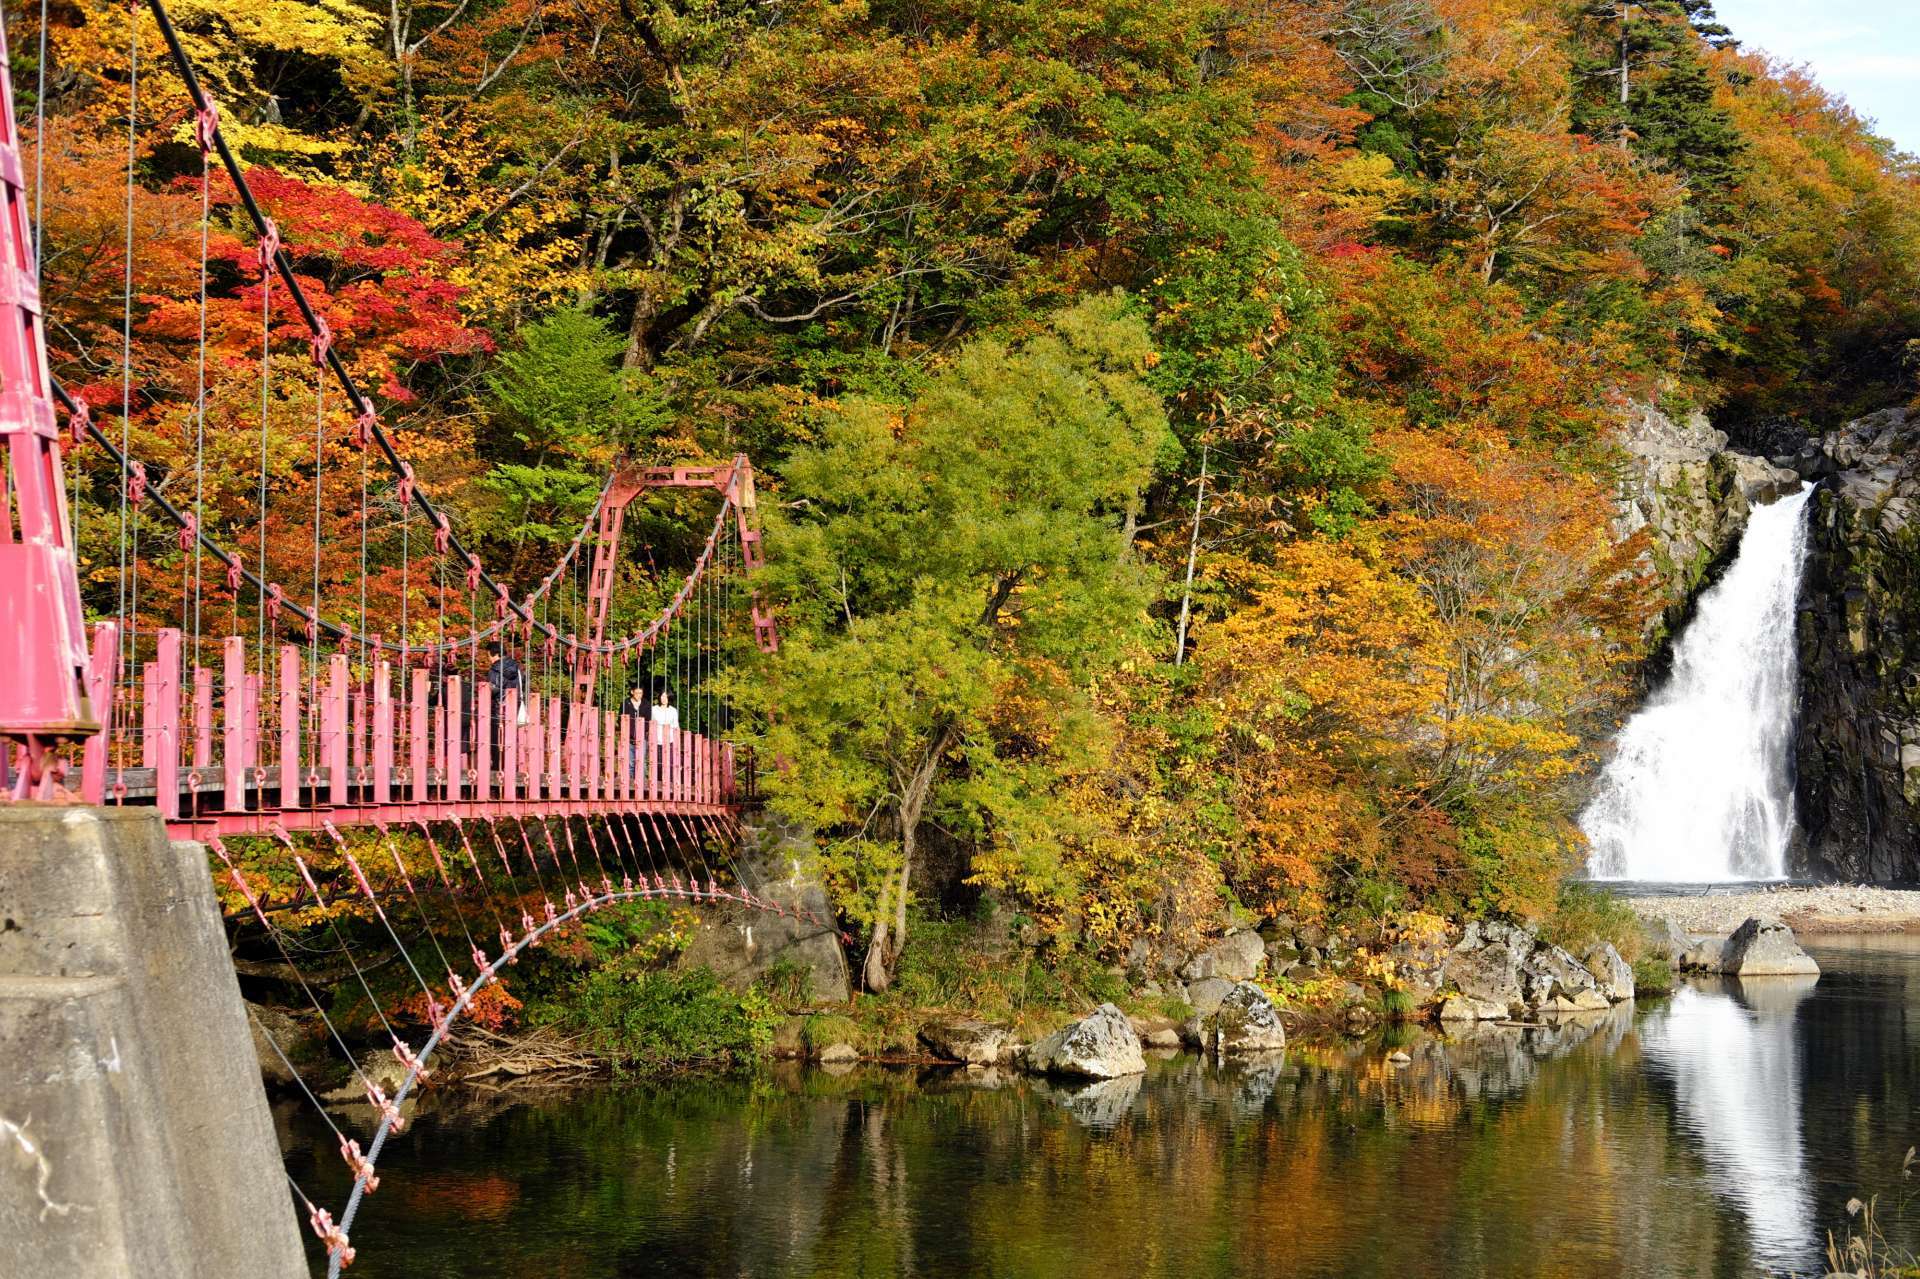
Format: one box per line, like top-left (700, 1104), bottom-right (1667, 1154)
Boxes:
top-left (36, 0), bottom-right (1920, 987)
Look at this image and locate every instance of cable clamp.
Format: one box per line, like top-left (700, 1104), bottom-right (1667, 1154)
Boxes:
top-left (258, 218), bottom-right (281, 274)
top-left (338, 1137), bottom-right (378, 1194)
top-left (308, 1206), bottom-right (356, 1268)
top-left (194, 97), bottom-right (221, 154)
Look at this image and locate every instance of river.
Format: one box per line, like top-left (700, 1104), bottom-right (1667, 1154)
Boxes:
top-left (285, 938), bottom-right (1920, 1278)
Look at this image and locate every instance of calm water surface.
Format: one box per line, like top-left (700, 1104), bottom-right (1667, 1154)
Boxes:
top-left (287, 938), bottom-right (1920, 1278)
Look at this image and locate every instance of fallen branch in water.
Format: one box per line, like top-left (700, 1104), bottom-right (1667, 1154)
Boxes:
top-left (447, 1024), bottom-right (601, 1080)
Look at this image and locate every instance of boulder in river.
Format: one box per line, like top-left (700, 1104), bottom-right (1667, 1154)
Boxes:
top-left (1437, 920), bottom-right (1532, 1014)
top-left (1023, 1003), bottom-right (1146, 1079)
top-left (918, 1017), bottom-right (1014, 1066)
top-left (1439, 919), bottom-right (1632, 1018)
top-left (1719, 915), bottom-right (1821, 976)
top-left (1437, 994), bottom-right (1510, 1022)
top-left (1183, 976), bottom-right (1235, 1015)
top-left (1582, 942), bottom-right (1636, 1003)
top-left (1518, 941), bottom-right (1608, 1010)
top-left (247, 1002), bottom-right (311, 1088)
top-left (1210, 982), bottom-right (1287, 1054)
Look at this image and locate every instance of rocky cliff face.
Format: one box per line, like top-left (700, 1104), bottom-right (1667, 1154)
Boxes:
top-left (1787, 408), bottom-right (1920, 878)
top-left (1613, 404), bottom-right (1799, 638)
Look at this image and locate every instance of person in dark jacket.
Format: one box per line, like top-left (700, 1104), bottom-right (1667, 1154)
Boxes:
top-left (486, 642), bottom-right (527, 768)
top-left (622, 683), bottom-right (651, 779)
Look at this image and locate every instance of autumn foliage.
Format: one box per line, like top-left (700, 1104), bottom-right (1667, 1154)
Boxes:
top-left (28, 0), bottom-right (1920, 971)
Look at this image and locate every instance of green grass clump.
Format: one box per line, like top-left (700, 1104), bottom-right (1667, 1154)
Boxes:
top-left (1632, 954), bottom-right (1674, 995)
top-left (538, 965), bottom-right (776, 1072)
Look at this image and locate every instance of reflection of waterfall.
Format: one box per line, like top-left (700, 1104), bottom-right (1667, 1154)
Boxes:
top-left (1640, 980), bottom-right (1818, 1271)
top-left (1583, 487), bottom-right (1813, 880)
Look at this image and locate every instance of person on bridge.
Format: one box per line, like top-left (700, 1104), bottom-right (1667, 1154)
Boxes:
top-left (649, 688), bottom-right (678, 795)
top-left (623, 684), bottom-right (651, 782)
top-left (486, 643), bottom-right (527, 766)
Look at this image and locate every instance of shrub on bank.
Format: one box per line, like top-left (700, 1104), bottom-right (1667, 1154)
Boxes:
top-left (537, 965), bottom-right (776, 1072)
top-left (1541, 883), bottom-right (1648, 963)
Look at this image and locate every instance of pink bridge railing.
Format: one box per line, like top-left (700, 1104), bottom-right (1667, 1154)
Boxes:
top-left (92, 625), bottom-right (750, 841)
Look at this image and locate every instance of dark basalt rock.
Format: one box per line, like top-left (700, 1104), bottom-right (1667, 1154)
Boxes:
top-left (1788, 408), bottom-right (1920, 879)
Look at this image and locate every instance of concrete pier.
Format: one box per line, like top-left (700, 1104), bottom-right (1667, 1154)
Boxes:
top-left (0, 806), bottom-right (306, 1278)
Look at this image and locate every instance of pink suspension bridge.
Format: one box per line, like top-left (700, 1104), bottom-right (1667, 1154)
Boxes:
top-left (0, 3), bottom-right (820, 1272)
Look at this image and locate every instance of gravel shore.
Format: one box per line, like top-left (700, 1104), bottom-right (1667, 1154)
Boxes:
top-left (1622, 884), bottom-right (1920, 937)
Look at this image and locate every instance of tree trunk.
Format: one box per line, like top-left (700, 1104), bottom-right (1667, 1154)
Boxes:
top-left (1173, 445), bottom-right (1208, 664)
top-left (860, 722), bottom-right (954, 992)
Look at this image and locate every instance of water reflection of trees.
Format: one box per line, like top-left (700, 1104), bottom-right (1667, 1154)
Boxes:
top-left (281, 954), bottom-right (1920, 1279)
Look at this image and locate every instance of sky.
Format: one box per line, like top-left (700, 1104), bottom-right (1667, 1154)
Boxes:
top-left (1711, 1), bottom-right (1920, 154)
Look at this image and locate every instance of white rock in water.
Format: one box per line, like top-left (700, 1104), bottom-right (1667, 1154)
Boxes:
top-left (1023, 1003), bottom-right (1145, 1079)
top-left (1719, 916), bottom-right (1820, 977)
top-left (1212, 982), bottom-right (1288, 1054)
top-left (1438, 995), bottom-right (1509, 1022)
top-left (1583, 941), bottom-right (1637, 1002)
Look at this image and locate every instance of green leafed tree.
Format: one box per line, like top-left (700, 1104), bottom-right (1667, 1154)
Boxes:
top-left (734, 295), bottom-right (1172, 991)
top-left (481, 308), bottom-right (672, 558)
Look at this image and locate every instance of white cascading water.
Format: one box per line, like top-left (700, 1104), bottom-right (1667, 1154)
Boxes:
top-left (1582, 485), bottom-right (1813, 880)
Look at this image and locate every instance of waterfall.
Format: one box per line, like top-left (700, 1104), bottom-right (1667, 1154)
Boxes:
top-left (1582, 486), bottom-right (1813, 881)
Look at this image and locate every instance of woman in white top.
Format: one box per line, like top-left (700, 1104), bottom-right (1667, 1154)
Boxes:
top-left (650, 688), bottom-right (680, 731)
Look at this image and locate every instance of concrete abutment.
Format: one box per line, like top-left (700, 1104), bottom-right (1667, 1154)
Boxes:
top-left (0, 806), bottom-right (305, 1278)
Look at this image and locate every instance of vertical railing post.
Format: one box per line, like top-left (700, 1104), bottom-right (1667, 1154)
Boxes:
top-left (565, 701), bottom-right (581, 802)
top-left (618, 713), bottom-right (632, 803)
top-left (242, 672), bottom-right (260, 770)
top-left (590, 707), bottom-right (605, 804)
top-left (139, 662), bottom-right (157, 769)
top-left (223, 637), bottom-right (247, 811)
top-left (476, 681), bottom-right (492, 802)
top-left (410, 667), bottom-right (429, 804)
top-left (445, 674), bottom-right (463, 804)
top-left (372, 659), bottom-right (392, 807)
top-left (193, 666), bottom-right (213, 769)
top-left (546, 695), bottom-right (562, 800)
top-left (504, 689), bottom-right (521, 803)
top-left (639, 720), bottom-right (653, 802)
top-left (153, 629), bottom-right (181, 820)
top-left (524, 692), bottom-right (542, 802)
top-left (350, 671), bottom-right (366, 784)
top-left (672, 730), bottom-right (685, 804)
top-left (327, 653), bottom-right (349, 807)
top-left (278, 645), bottom-right (300, 810)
